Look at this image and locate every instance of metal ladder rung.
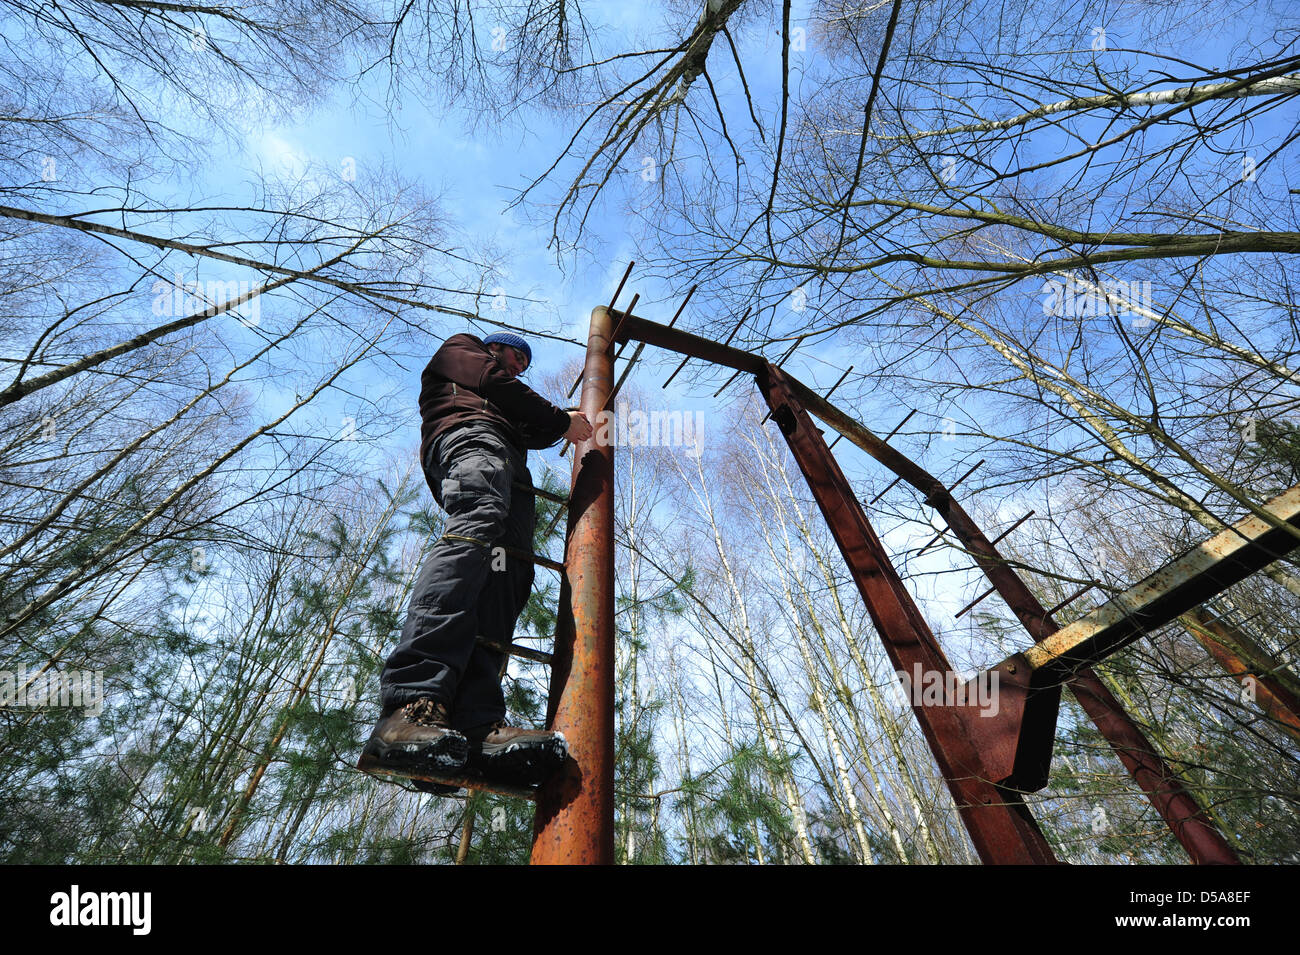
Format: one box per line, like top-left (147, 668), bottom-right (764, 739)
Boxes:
top-left (477, 635), bottom-right (553, 665)
top-left (496, 545), bottom-right (565, 573)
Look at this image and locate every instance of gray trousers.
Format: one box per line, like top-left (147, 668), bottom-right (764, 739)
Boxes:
top-left (380, 423), bottom-right (536, 730)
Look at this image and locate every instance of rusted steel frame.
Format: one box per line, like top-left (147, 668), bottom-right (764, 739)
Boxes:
top-left (783, 374), bottom-right (1240, 864)
top-left (610, 312), bottom-right (1238, 862)
top-left (1182, 607), bottom-right (1300, 744)
top-left (531, 305), bottom-right (616, 865)
top-left (759, 362), bottom-right (1059, 864)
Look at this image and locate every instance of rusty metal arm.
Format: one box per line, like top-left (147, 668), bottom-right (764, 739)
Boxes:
top-left (759, 362), bottom-right (1060, 864)
top-left (783, 361), bottom-right (1241, 864)
top-left (613, 311), bottom-right (765, 375)
top-left (1180, 607), bottom-right (1300, 743)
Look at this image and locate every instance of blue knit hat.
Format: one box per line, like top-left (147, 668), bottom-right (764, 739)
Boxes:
top-left (482, 332), bottom-right (532, 369)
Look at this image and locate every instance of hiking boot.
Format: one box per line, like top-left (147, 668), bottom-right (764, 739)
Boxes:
top-left (465, 721), bottom-right (568, 785)
top-left (358, 698), bottom-right (468, 772)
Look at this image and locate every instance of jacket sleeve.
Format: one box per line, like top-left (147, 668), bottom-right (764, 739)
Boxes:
top-left (432, 334), bottom-right (571, 443)
top-left (477, 370), bottom-right (571, 443)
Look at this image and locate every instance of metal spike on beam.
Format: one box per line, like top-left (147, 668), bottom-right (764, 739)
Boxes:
top-left (1044, 583), bottom-right (1096, 619)
top-left (990, 510), bottom-right (1035, 546)
top-left (884, 408), bottom-right (917, 441)
top-left (606, 293), bottom-right (639, 356)
top-left (496, 545), bottom-right (565, 573)
top-left (568, 262), bottom-right (634, 398)
top-left (664, 308), bottom-right (749, 389)
top-left (864, 411), bottom-right (919, 503)
top-left (824, 365), bottom-right (854, 401)
top-left (955, 585), bottom-right (998, 620)
top-left (917, 460), bottom-right (985, 556)
top-left (604, 288), bottom-right (696, 410)
top-left (514, 480), bottom-right (568, 505)
top-left (869, 477), bottom-right (902, 505)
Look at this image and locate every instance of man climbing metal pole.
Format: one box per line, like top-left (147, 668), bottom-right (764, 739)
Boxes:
top-left (359, 330), bottom-right (593, 791)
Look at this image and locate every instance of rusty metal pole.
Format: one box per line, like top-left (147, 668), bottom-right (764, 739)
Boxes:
top-left (531, 305), bottom-right (616, 865)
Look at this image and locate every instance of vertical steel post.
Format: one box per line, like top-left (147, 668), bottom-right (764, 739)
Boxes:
top-left (531, 306), bottom-right (616, 865)
top-left (760, 363), bottom-right (1059, 864)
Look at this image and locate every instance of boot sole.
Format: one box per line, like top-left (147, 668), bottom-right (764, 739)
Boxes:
top-left (359, 731), bottom-right (468, 772)
top-left (358, 753), bottom-right (543, 798)
top-left (357, 750), bottom-right (464, 795)
top-left (470, 733), bottom-right (568, 786)
top-left (411, 778), bottom-right (462, 796)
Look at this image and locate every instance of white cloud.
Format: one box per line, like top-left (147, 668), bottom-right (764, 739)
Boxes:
top-left (251, 132), bottom-right (309, 177)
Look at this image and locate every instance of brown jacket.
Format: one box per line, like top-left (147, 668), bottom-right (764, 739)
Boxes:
top-left (418, 333), bottom-right (570, 461)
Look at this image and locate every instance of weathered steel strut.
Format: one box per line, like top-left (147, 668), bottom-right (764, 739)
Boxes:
top-left (1181, 606), bottom-right (1300, 744)
top-left (1016, 487), bottom-right (1300, 682)
top-left (757, 361), bottom-right (1059, 863)
top-left (475, 635), bottom-right (554, 666)
top-left (567, 263), bottom-right (632, 399)
top-left (531, 305), bottom-right (616, 865)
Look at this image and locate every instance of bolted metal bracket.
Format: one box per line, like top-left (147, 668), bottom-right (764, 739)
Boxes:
top-left (960, 654), bottom-right (1062, 793)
